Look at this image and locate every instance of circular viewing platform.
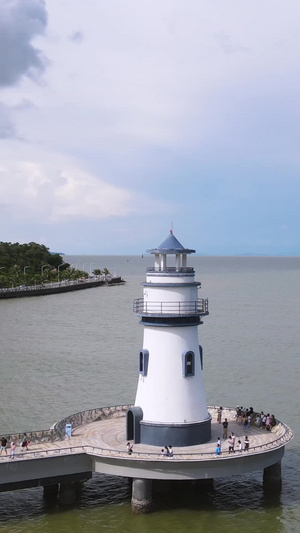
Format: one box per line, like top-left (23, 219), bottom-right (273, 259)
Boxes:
top-left (70, 406), bottom-right (293, 468)
top-left (1, 407), bottom-right (292, 483)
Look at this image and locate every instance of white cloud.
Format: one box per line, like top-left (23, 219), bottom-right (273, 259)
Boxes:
top-left (52, 167), bottom-right (134, 221)
top-left (0, 147), bottom-right (126, 220)
top-left (0, 144), bottom-right (170, 227)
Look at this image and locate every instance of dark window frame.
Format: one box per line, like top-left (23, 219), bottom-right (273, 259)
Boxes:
top-left (182, 350), bottom-right (195, 377)
top-left (199, 345), bottom-right (203, 370)
top-left (139, 349), bottom-right (149, 376)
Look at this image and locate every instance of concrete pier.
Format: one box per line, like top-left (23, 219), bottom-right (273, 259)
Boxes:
top-left (131, 478), bottom-right (152, 513)
top-left (263, 460), bottom-right (282, 491)
top-left (0, 407), bottom-right (292, 514)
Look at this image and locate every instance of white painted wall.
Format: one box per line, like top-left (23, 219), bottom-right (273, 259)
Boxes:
top-left (143, 284), bottom-right (199, 314)
top-left (145, 286), bottom-right (198, 303)
top-left (134, 325), bottom-right (209, 424)
top-left (145, 274), bottom-right (195, 284)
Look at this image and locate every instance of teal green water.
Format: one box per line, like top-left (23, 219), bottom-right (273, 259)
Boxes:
top-left (0, 256), bottom-right (299, 532)
top-left (0, 473), bottom-right (297, 532)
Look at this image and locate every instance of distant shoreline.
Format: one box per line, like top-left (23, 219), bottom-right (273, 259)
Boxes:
top-left (0, 276), bottom-right (125, 300)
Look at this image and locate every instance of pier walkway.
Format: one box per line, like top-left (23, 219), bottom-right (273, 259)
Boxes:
top-left (0, 408), bottom-right (293, 510)
top-left (0, 408), bottom-right (292, 464)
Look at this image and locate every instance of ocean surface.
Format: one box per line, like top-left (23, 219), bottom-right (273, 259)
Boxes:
top-left (0, 255), bottom-right (299, 532)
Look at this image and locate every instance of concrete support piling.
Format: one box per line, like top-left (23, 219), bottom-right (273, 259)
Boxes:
top-left (43, 484), bottom-right (59, 500)
top-left (58, 482), bottom-right (78, 506)
top-left (131, 478), bottom-right (152, 513)
top-left (263, 461), bottom-right (282, 492)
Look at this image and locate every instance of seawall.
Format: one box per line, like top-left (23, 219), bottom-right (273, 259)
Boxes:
top-left (0, 277), bottom-right (125, 299)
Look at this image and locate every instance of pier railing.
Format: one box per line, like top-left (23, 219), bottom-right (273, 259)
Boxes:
top-left (2, 428), bottom-right (60, 445)
top-left (133, 298), bottom-right (209, 316)
top-left (2, 405), bottom-right (132, 444)
top-left (53, 404), bottom-right (132, 439)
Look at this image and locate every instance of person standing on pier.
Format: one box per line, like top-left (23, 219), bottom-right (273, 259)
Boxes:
top-left (10, 442), bottom-right (16, 459)
top-left (21, 433), bottom-right (29, 451)
top-left (222, 418), bottom-right (228, 439)
top-left (0, 437), bottom-right (7, 455)
top-left (217, 407), bottom-right (223, 424)
top-left (231, 432), bottom-right (236, 450)
top-left (228, 435), bottom-right (235, 453)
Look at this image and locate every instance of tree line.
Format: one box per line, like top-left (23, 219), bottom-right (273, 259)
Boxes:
top-left (0, 242), bottom-right (110, 288)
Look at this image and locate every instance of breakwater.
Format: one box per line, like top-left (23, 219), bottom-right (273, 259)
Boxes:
top-left (0, 277), bottom-right (125, 299)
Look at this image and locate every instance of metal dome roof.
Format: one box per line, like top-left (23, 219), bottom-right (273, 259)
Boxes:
top-left (146, 231), bottom-right (195, 254)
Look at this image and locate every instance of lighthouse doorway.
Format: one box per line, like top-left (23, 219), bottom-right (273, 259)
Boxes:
top-left (126, 407), bottom-right (143, 444)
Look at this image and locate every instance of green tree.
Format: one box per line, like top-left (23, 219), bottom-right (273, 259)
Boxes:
top-left (0, 242), bottom-right (70, 288)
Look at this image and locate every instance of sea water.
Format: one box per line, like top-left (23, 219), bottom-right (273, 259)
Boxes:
top-left (0, 256), bottom-right (299, 532)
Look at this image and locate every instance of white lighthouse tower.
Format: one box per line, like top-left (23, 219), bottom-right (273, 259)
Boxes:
top-left (127, 231), bottom-right (211, 447)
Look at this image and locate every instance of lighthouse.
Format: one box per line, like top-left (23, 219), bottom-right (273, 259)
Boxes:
top-left (127, 231), bottom-right (211, 447)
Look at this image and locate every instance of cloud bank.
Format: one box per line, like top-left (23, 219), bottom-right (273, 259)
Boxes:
top-left (0, 0), bottom-right (299, 254)
top-left (0, 0), bottom-right (48, 87)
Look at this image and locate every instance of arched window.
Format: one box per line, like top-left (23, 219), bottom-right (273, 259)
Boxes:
top-left (182, 351), bottom-right (195, 377)
top-left (139, 349), bottom-right (149, 376)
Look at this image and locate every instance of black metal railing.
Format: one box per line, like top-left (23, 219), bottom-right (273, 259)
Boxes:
top-left (146, 266), bottom-right (194, 273)
top-left (133, 298), bottom-right (209, 316)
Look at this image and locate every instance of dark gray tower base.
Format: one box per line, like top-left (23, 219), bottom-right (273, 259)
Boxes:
top-left (139, 417), bottom-right (211, 446)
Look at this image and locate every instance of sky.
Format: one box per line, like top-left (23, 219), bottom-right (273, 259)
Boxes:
top-left (0, 0), bottom-right (300, 255)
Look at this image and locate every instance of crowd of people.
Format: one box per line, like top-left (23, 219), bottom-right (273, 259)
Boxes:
top-left (234, 407), bottom-right (277, 431)
top-left (217, 406), bottom-right (277, 432)
top-left (218, 406), bottom-right (277, 430)
top-left (214, 405), bottom-right (277, 455)
top-left (253, 412), bottom-right (276, 431)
